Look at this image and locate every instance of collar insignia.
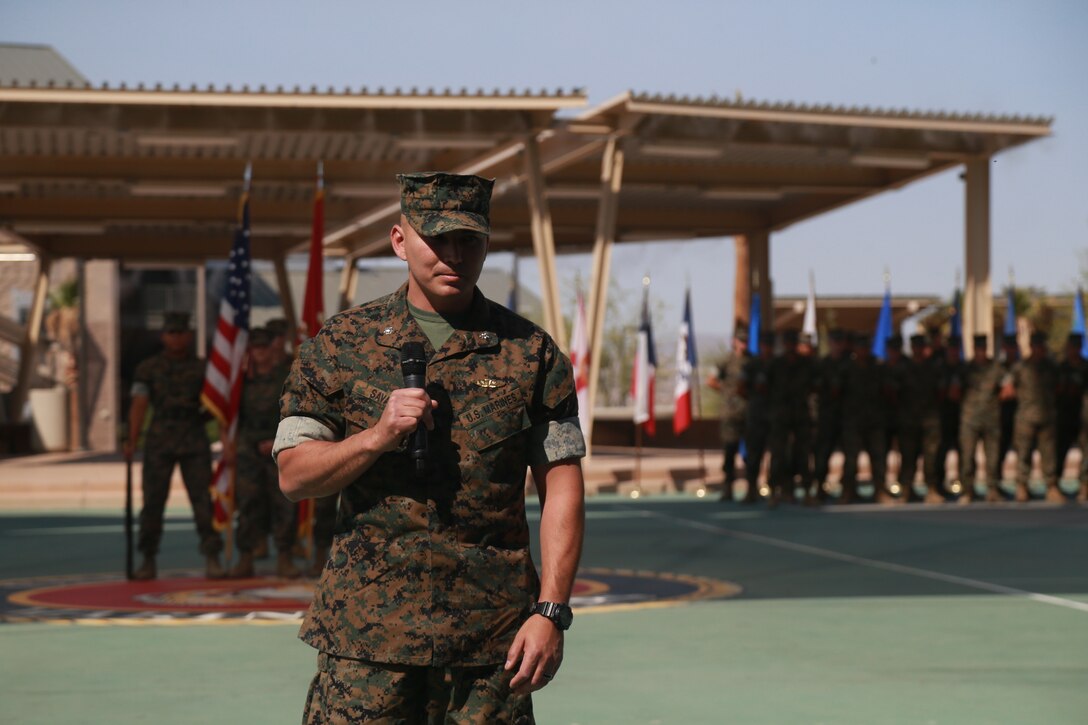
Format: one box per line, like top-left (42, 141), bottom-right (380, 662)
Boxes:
top-left (475, 378), bottom-right (502, 389)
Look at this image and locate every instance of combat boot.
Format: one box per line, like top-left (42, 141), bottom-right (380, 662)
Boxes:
top-left (277, 551), bottom-right (301, 579)
top-left (132, 555), bottom-right (156, 581)
top-left (1078, 483), bottom-right (1088, 503)
top-left (309, 546), bottom-right (330, 578)
top-left (984, 487), bottom-right (1003, 503)
top-left (1045, 486), bottom-right (1067, 504)
top-left (205, 553), bottom-right (227, 579)
top-left (1014, 484), bottom-right (1031, 503)
top-left (252, 537), bottom-right (270, 560)
top-left (229, 552), bottom-right (255, 578)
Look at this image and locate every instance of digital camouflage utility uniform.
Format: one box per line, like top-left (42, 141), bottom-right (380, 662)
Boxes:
top-left (131, 352), bottom-right (222, 557)
top-left (714, 351), bottom-right (748, 498)
top-left (236, 359), bottom-right (296, 555)
top-left (841, 353), bottom-right (887, 499)
top-left (767, 349), bottom-right (814, 500)
top-left (959, 358), bottom-right (1004, 496)
top-left (1055, 354), bottom-right (1085, 480)
top-left (1011, 355), bottom-right (1059, 497)
top-left (812, 350), bottom-right (849, 498)
top-left (897, 355), bottom-right (942, 498)
top-left (276, 284), bottom-right (584, 724)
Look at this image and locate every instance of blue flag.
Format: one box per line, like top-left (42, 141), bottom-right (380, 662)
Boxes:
top-left (747, 293), bottom-right (761, 356)
top-left (1074, 288), bottom-right (1088, 359)
top-left (950, 288), bottom-right (962, 346)
top-left (871, 286), bottom-right (893, 360)
top-left (1004, 286), bottom-right (1017, 338)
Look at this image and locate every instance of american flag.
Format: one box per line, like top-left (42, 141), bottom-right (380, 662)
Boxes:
top-left (202, 165), bottom-right (252, 530)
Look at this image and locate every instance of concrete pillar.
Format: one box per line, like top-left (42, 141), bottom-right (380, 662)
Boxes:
top-left (82, 260), bottom-right (120, 452)
top-left (964, 158), bottom-right (993, 355)
top-left (9, 254), bottom-right (51, 422)
top-left (735, 231), bottom-right (772, 332)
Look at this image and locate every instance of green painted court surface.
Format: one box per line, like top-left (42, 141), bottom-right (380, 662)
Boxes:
top-left (2, 496), bottom-right (1087, 724)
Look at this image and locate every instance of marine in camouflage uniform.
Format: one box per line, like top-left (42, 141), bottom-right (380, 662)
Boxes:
top-left (275, 172), bottom-right (585, 724)
top-left (999, 334), bottom-right (1020, 470)
top-left (1055, 333), bottom-right (1086, 485)
top-left (708, 327), bottom-right (749, 502)
top-left (1076, 374), bottom-right (1088, 502)
top-left (810, 329), bottom-right (850, 503)
top-left (881, 336), bottom-right (910, 498)
top-left (228, 327), bottom-right (299, 579)
top-left (741, 332), bottom-right (775, 504)
top-left (124, 312), bottom-right (224, 580)
top-left (1006, 332), bottom-right (1061, 502)
top-left (958, 335), bottom-right (1005, 502)
top-left (767, 330), bottom-right (814, 506)
top-left (841, 334), bottom-right (888, 503)
top-left (933, 336), bottom-right (965, 501)
top-left (894, 335), bottom-right (942, 503)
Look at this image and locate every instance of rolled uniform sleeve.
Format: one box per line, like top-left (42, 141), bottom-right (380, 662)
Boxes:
top-left (276, 333), bottom-right (346, 459)
top-left (130, 358), bottom-right (153, 398)
top-left (526, 334), bottom-right (586, 466)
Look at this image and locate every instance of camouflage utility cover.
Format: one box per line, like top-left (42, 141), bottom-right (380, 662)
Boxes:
top-left (398, 172), bottom-right (494, 237)
top-left (280, 284), bottom-right (583, 666)
top-left (131, 352), bottom-right (208, 454)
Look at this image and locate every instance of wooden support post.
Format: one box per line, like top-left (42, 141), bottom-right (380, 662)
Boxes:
top-left (523, 135), bottom-right (566, 350)
top-left (10, 254), bottom-right (52, 422)
top-left (734, 231), bottom-right (771, 333)
top-left (586, 136), bottom-right (625, 457)
top-left (733, 235), bottom-right (750, 329)
top-left (195, 262), bottom-right (207, 359)
top-left (338, 257), bottom-right (359, 312)
top-left (964, 158), bottom-right (993, 355)
top-left (274, 255), bottom-right (299, 348)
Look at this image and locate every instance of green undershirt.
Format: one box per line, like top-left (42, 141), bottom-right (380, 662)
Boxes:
top-left (408, 302), bottom-right (467, 350)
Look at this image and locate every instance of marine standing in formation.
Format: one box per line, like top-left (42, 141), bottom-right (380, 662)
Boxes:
top-left (741, 332), bottom-right (774, 502)
top-left (707, 328), bottom-right (749, 502)
top-left (124, 312), bottom-right (225, 580)
top-left (840, 334), bottom-right (888, 503)
top-left (276, 172), bottom-right (586, 723)
top-left (1006, 332), bottom-right (1061, 503)
top-left (810, 329), bottom-right (850, 503)
top-left (767, 330), bottom-right (814, 506)
top-left (228, 326), bottom-right (299, 579)
top-left (958, 335), bottom-right (1005, 502)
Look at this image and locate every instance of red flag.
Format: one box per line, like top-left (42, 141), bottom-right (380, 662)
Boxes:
top-left (202, 165), bottom-right (252, 530)
top-left (569, 290), bottom-right (590, 439)
top-left (301, 162), bottom-right (325, 339)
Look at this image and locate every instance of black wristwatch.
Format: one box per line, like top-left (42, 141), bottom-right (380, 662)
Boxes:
top-left (531, 601), bottom-right (573, 631)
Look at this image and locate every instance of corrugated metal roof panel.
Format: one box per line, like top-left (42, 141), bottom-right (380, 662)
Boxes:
top-left (0, 44), bottom-right (87, 86)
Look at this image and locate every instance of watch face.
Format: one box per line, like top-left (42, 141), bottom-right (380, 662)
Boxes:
top-left (557, 606), bottom-right (573, 629)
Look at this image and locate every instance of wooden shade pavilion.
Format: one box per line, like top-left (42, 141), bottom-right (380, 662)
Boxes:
top-left (0, 73), bottom-right (1052, 447)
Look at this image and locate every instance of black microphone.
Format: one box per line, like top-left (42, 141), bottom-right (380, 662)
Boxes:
top-left (400, 342), bottom-right (428, 474)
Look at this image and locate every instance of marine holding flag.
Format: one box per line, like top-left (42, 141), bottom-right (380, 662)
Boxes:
top-left (275, 172), bottom-right (586, 723)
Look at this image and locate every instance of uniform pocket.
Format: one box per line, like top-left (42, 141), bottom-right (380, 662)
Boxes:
top-left (464, 402), bottom-right (531, 452)
top-left (343, 380), bottom-right (393, 433)
top-left (446, 544), bottom-right (534, 610)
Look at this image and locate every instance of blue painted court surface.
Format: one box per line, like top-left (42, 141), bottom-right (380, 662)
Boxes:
top-left (2, 496), bottom-right (1086, 724)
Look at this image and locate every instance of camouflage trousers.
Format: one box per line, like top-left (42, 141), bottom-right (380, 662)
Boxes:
top-left (959, 419), bottom-right (1001, 490)
top-left (303, 652), bottom-right (534, 725)
top-left (1013, 418), bottom-right (1058, 489)
top-left (138, 445), bottom-right (222, 557)
top-left (769, 419), bottom-right (810, 494)
top-left (236, 447), bottom-right (297, 553)
top-left (842, 423), bottom-right (887, 494)
top-left (898, 415), bottom-right (941, 489)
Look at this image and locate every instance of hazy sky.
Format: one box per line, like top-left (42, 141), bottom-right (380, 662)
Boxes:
top-left (3, 0), bottom-right (1085, 338)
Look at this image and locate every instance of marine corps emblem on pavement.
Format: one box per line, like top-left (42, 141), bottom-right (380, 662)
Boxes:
top-left (0, 568), bottom-right (741, 624)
